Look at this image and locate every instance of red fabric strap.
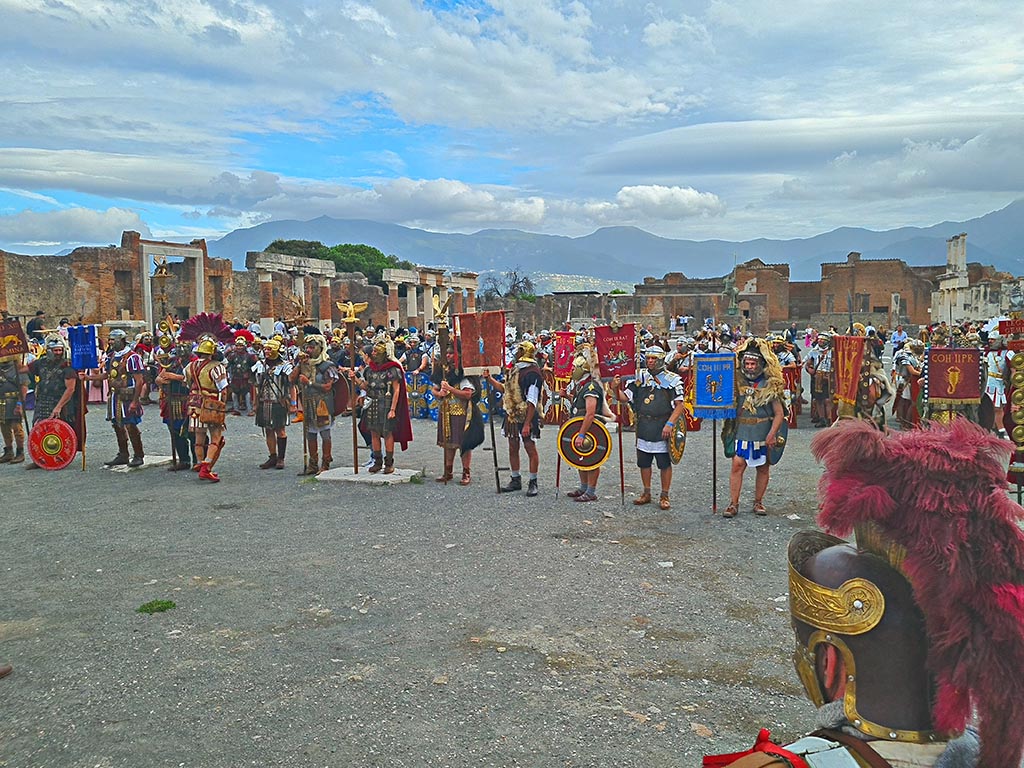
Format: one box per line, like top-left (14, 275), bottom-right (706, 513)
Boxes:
top-left (703, 728), bottom-right (811, 768)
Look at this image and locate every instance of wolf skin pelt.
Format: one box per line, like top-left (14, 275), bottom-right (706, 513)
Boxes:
top-left (811, 419), bottom-right (1024, 768)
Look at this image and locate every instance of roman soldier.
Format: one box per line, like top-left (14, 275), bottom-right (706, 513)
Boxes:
top-left (290, 328), bottom-right (338, 475)
top-left (431, 343), bottom-right (483, 485)
top-left (0, 353), bottom-right (29, 464)
top-left (610, 345), bottom-right (687, 510)
top-left (179, 313), bottom-right (234, 482)
top-left (348, 332), bottom-right (412, 474)
top-left (563, 343), bottom-right (613, 503)
top-left (253, 339), bottom-right (293, 470)
top-left (84, 328), bottom-right (146, 467)
top-left (770, 334), bottom-right (801, 429)
top-left (984, 330), bottom-right (1009, 437)
top-left (722, 337), bottom-right (785, 518)
top-left (804, 331), bottom-right (835, 427)
top-left (25, 334), bottom-right (82, 469)
top-left (836, 335), bottom-right (893, 429)
top-left (135, 331), bottom-right (156, 405)
top-left (893, 338), bottom-right (925, 430)
top-left (154, 337), bottom-right (195, 471)
top-left (225, 334), bottom-right (255, 416)
top-left (483, 339), bottom-right (544, 496)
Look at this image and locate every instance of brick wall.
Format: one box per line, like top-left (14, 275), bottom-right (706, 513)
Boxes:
top-left (789, 282), bottom-right (821, 322)
top-left (820, 254), bottom-right (937, 326)
top-left (330, 273), bottom-right (387, 327)
top-left (0, 252), bottom-right (77, 321)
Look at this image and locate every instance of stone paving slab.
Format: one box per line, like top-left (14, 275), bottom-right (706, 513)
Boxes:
top-left (315, 466), bottom-right (423, 484)
top-left (104, 455), bottom-right (175, 472)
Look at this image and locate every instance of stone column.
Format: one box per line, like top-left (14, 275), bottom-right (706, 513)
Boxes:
top-left (425, 286), bottom-right (437, 330)
top-left (387, 281), bottom-right (400, 329)
top-left (319, 277), bottom-right (332, 328)
top-left (258, 271), bottom-right (274, 335)
top-left (466, 288), bottom-right (476, 313)
top-left (405, 282), bottom-right (418, 329)
top-left (452, 288), bottom-right (464, 314)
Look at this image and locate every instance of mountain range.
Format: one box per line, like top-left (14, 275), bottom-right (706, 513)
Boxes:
top-left (208, 199), bottom-right (1024, 290)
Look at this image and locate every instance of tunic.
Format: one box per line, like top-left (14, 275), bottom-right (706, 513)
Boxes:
top-left (254, 359), bottom-right (293, 430)
top-left (105, 348), bottom-right (145, 426)
top-left (734, 378), bottom-right (779, 467)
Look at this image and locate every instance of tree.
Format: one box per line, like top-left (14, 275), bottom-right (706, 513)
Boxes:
top-left (480, 267), bottom-right (536, 304)
top-left (263, 240), bottom-right (414, 288)
top-left (266, 239), bottom-right (331, 261)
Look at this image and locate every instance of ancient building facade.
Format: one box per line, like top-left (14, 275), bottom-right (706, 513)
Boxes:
top-left (818, 251), bottom-right (942, 327)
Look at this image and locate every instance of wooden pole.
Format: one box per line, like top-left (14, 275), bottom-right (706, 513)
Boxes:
top-left (616, 401), bottom-right (625, 506)
top-left (349, 322), bottom-right (359, 473)
top-left (711, 331), bottom-right (718, 514)
top-left (488, 382), bottom-right (501, 493)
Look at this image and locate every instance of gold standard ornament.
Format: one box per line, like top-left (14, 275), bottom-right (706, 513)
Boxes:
top-left (557, 416), bottom-right (612, 471)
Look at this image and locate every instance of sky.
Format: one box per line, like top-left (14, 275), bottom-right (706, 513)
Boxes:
top-left (1, 0), bottom-right (1023, 255)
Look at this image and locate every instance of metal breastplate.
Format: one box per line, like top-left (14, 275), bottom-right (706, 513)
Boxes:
top-left (0, 363), bottom-right (21, 395)
top-left (633, 385), bottom-right (673, 442)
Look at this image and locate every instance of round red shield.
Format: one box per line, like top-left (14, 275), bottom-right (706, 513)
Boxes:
top-left (29, 418), bottom-right (78, 470)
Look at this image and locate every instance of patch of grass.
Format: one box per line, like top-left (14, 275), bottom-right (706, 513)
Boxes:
top-left (136, 599), bottom-right (176, 615)
top-left (410, 472), bottom-right (424, 485)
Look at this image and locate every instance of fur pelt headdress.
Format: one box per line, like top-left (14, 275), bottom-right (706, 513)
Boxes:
top-left (734, 337), bottom-right (785, 405)
top-left (301, 325), bottom-right (328, 365)
top-left (371, 330), bottom-right (397, 364)
top-left (811, 419), bottom-right (1024, 768)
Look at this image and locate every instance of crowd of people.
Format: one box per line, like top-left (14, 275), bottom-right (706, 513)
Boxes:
top-left (3, 311), bottom-right (1018, 499)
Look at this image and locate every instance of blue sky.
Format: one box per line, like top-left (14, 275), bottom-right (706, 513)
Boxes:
top-left (1, 0), bottom-right (1022, 254)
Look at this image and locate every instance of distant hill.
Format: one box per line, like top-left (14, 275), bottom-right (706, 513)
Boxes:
top-left (207, 199), bottom-right (1024, 285)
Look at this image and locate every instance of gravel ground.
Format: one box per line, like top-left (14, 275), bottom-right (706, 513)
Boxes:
top-left (1, 388), bottom-right (830, 768)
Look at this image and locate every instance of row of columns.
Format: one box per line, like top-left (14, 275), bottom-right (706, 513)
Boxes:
top-left (257, 271), bottom-right (334, 332)
top-left (384, 268), bottom-right (478, 331)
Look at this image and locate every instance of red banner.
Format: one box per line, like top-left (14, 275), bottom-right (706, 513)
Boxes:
top-left (926, 347), bottom-right (981, 405)
top-left (832, 335), bottom-right (866, 406)
top-left (455, 311), bottom-right (505, 374)
top-left (0, 319), bottom-right (29, 358)
top-left (553, 331), bottom-right (576, 378)
top-left (594, 323), bottom-right (636, 379)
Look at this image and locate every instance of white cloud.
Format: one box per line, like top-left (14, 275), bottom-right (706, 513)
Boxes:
top-left (1, 0), bottom-right (1023, 249)
top-left (0, 207), bottom-right (151, 249)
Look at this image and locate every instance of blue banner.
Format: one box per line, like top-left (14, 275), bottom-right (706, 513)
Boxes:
top-left (69, 324), bottom-right (98, 370)
top-left (693, 352), bottom-right (736, 420)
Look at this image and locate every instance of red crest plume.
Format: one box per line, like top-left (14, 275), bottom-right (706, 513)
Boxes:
top-left (811, 419), bottom-right (1024, 768)
top-left (233, 328), bottom-right (255, 344)
top-left (178, 312), bottom-right (234, 344)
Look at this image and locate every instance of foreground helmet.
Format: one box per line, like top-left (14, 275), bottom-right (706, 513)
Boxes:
top-left (789, 529), bottom-right (941, 742)
top-left (810, 420), bottom-right (1024, 768)
top-left (196, 338), bottom-right (217, 356)
top-left (264, 340), bottom-right (282, 360)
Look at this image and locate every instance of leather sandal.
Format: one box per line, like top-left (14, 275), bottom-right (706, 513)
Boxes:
top-left (633, 491), bottom-right (652, 506)
top-left (753, 499), bottom-right (767, 516)
top-left (659, 493), bottom-right (671, 511)
top-left (459, 469), bottom-right (471, 486)
top-left (723, 501), bottom-right (739, 518)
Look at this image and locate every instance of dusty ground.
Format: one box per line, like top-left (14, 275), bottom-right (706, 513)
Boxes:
top-left (1, 393), bottom-right (829, 768)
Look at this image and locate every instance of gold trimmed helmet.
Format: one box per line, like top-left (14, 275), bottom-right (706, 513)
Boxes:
top-left (196, 337), bottom-right (217, 356)
top-left (788, 530), bottom-right (947, 744)
top-left (516, 340), bottom-right (537, 364)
